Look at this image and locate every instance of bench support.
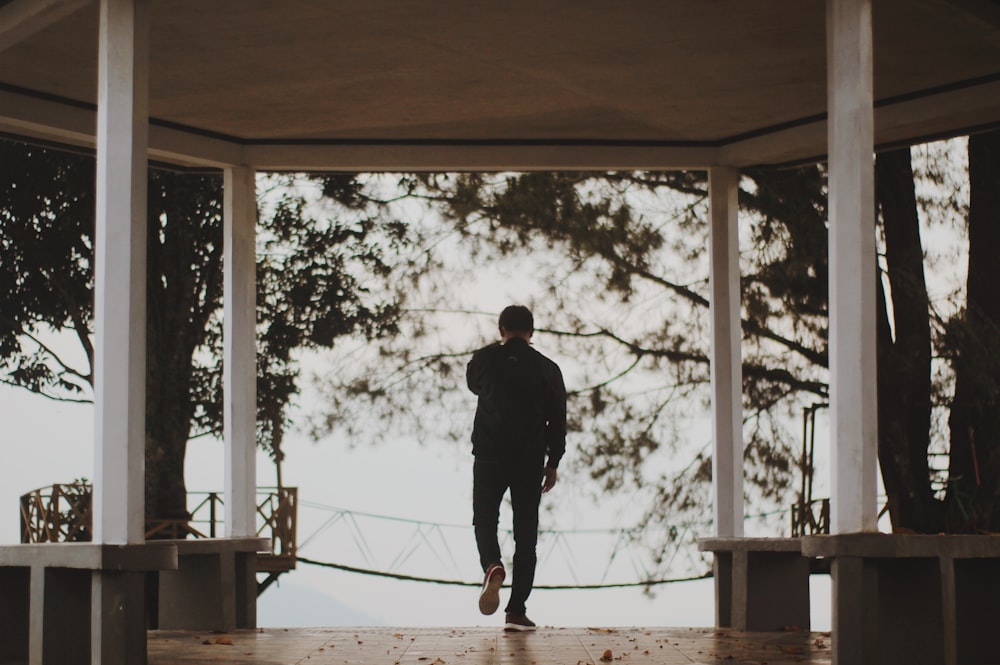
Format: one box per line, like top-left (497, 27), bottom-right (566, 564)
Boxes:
top-left (805, 533), bottom-right (1000, 665)
top-left (156, 538), bottom-right (266, 632)
top-left (0, 543), bottom-right (176, 665)
top-left (700, 538), bottom-right (811, 631)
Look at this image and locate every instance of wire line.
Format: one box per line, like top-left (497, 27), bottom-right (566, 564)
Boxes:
top-left (295, 555), bottom-right (711, 589)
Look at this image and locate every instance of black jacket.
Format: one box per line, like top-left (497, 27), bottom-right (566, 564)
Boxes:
top-left (466, 337), bottom-right (567, 468)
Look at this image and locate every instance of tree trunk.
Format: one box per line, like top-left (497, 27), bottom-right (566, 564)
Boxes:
top-left (875, 147), bottom-right (944, 532)
top-left (142, 171), bottom-right (224, 535)
top-left (144, 346), bottom-right (194, 530)
top-left (948, 130), bottom-right (1000, 532)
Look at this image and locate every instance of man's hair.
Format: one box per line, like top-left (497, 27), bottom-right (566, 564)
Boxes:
top-left (498, 305), bottom-right (534, 333)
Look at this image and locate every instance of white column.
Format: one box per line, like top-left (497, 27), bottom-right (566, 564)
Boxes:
top-left (92, 0), bottom-right (148, 545)
top-left (223, 166), bottom-right (258, 538)
top-left (827, 0), bottom-right (878, 533)
top-left (708, 166), bottom-right (744, 538)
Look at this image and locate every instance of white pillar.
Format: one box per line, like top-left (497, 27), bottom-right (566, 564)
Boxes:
top-left (827, 0), bottom-right (878, 533)
top-left (708, 166), bottom-right (744, 538)
top-left (92, 0), bottom-right (148, 545)
top-left (223, 166), bottom-right (258, 538)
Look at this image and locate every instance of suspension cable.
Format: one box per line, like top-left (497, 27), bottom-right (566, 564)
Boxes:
top-left (295, 555), bottom-right (711, 589)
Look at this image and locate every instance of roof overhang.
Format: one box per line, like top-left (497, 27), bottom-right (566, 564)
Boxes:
top-left (1, 0), bottom-right (998, 171)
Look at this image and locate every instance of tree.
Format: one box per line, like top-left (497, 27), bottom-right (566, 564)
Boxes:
top-left (945, 131), bottom-right (1000, 532)
top-left (875, 147), bottom-right (939, 533)
top-left (312, 132), bottom-right (1000, 579)
top-left (6, 128), bottom-right (997, 572)
top-left (0, 140), bottom-right (414, 527)
top-left (312, 168), bottom-right (832, 574)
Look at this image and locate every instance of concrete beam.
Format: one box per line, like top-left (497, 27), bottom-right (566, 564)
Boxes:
top-left (242, 142), bottom-right (722, 172)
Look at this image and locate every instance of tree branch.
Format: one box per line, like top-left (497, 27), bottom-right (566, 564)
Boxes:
top-left (0, 378), bottom-right (93, 403)
top-left (606, 254), bottom-right (828, 367)
top-left (20, 329), bottom-right (92, 385)
top-left (742, 363), bottom-right (828, 398)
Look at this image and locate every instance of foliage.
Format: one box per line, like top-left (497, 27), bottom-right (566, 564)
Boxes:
top-left (0, 142), bottom-right (94, 400)
top-left (0, 141), bottom-right (418, 520)
top-left (5, 129), bottom-right (998, 574)
top-left (312, 135), bottom-right (1000, 578)
top-left (311, 169), bottom-right (836, 576)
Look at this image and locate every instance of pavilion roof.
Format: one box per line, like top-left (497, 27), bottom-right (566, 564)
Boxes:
top-left (1, 0), bottom-right (998, 170)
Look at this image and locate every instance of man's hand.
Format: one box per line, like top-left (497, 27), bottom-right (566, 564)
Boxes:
top-left (542, 467), bottom-right (558, 493)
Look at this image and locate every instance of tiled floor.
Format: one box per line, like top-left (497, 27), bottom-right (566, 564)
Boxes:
top-left (148, 626), bottom-right (833, 664)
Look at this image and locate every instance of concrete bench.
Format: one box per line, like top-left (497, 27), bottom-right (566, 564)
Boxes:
top-left (698, 537), bottom-right (811, 631)
top-left (155, 536), bottom-right (269, 632)
top-left (0, 542), bottom-right (177, 665)
top-left (802, 533), bottom-right (1000, 665)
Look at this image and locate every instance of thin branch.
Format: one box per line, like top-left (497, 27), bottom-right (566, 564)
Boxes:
top-left (66, 309), bottom-right (94, 380)
top-left (39, 269), bottom-right (95, 379)
top-left (742, 364), bottom-right (828, 398)
top-left (0, 378), bottom-right (93, 403)
top-left (567, 355), bottom-right (643, 397)
top-left (607, 254), bottom-right (709, 308)
top-left (743, 319), bottom-right (828, 367)
top-left (19, 329), bottom-right (92, 384)
top-left (541, 326), bottom-right (706, 365)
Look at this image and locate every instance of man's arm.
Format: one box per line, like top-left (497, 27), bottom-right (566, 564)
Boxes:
top-left (542, 466), bottom-right (558, 493)
top-left (466, 344), bottom-right (498, 396)
top-left (543, 359), bottom-right (567, 470)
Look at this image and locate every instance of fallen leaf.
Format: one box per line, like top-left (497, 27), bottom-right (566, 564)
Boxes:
top-left (213, 637), bottom-right (233, 646)
top-left (600, 648), bottom-right (614, 662)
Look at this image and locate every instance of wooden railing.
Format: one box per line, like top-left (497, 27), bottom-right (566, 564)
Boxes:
top-left (19, 483), bottom-right (297, 575)
top-left (20, 481), bottom-right (93, 544)
top-left (790, 498), bottom-right (830, 537)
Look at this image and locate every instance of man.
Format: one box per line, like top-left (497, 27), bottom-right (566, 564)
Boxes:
top-left (466, 305), bottom-right (567, 632)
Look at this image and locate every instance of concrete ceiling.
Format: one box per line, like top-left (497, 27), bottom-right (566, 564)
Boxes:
top-left (0, 0), bottom-right (998, 170)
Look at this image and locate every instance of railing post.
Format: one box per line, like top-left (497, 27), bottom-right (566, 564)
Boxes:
top-left (209, 492), bottom-right (217, 538)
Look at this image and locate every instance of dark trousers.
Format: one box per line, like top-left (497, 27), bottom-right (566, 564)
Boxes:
top-left (473, 457), bottom-right (544, 616)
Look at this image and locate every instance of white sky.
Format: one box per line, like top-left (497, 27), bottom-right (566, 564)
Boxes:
top-left (0, 379), bottom-right (833, 629)
top-left (22, 153), bottom-right (987, 630)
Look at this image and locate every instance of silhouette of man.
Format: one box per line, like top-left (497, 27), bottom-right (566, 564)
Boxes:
top-left (466, 305), bottom-right (567, 631)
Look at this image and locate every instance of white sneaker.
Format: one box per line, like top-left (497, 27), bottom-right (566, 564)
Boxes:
top-left (478, 564), bottom-right (505, 615)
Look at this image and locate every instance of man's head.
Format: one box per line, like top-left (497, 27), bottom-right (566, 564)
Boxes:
top-left (498, 305), bottom-right (534, 341)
